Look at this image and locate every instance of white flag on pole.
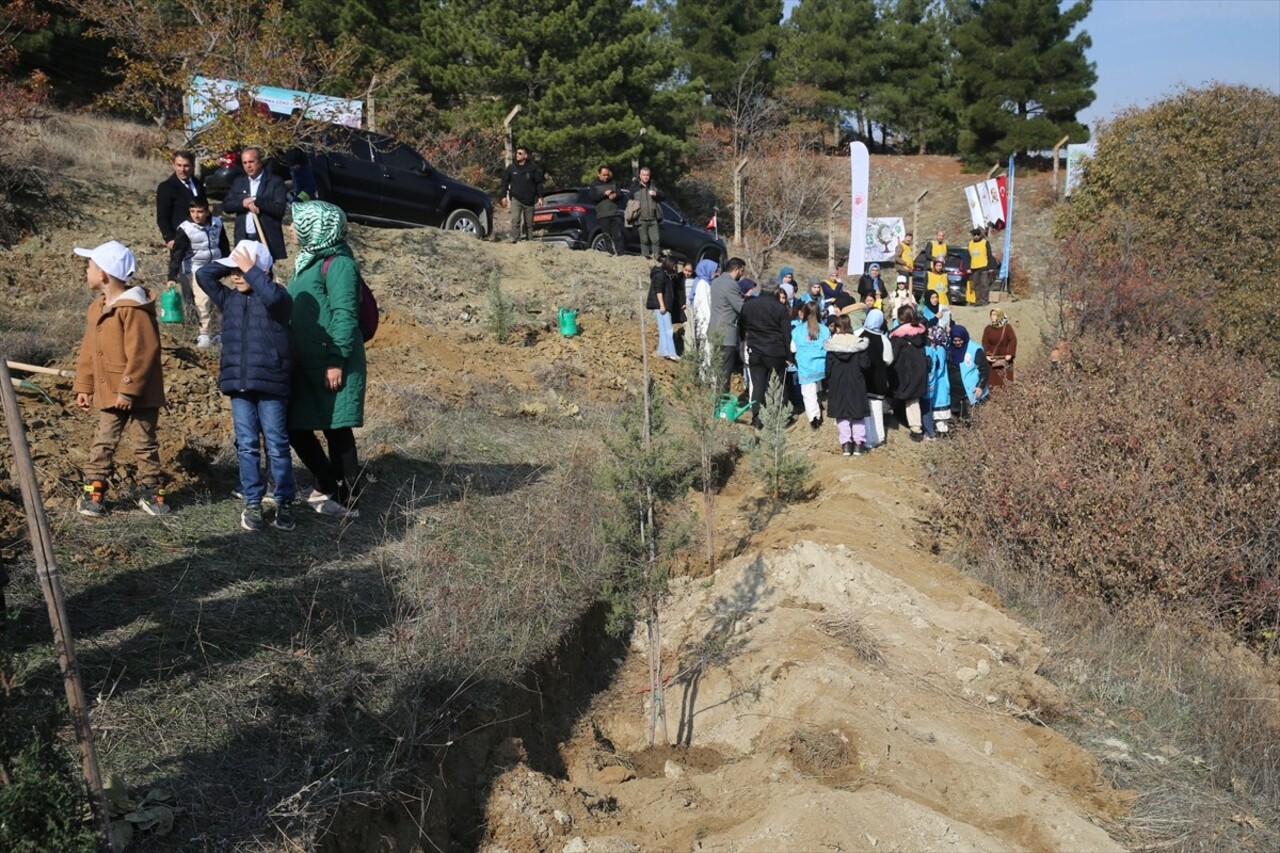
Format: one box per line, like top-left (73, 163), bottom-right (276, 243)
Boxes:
top-left (847, 142), bottom-right (869, 276)
top-left (964, 185), bottom-right (984, 230)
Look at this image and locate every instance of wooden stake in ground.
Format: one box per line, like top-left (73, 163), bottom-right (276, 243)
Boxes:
top-left (0, 360), bottom-right (116, 851)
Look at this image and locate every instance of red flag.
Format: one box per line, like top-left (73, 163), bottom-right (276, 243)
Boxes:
top-left (707, 214), bottom-right (717, 231)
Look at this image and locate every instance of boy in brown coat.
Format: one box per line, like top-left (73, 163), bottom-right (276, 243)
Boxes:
top-left (72, 240), bottom-right (171, 517)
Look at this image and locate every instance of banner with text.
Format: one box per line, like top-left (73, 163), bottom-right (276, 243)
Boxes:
top-left (185, 76), bottom-right (363, 134)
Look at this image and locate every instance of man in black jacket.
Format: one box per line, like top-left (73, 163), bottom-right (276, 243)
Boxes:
top-left (629, 166), bottom-right (664, 259)
top-left (498, 147), bottom-right (544, 243)
top-left (589, 165), bottom-right (624, 254)
top-left (222, 147), bottom-right (289, 262)
top-left (740, 279), bottom-right (793, 427)
top-left (156, 150), bottom-right (206, 249)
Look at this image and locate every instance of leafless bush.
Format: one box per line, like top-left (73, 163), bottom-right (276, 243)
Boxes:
top-left (787, 727), bottom-right (853, 778)
top-left (739, 142), bottom-right (839, 275)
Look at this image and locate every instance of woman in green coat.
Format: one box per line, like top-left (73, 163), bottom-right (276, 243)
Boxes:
top-left (286, 200), bottom-right (367, 517)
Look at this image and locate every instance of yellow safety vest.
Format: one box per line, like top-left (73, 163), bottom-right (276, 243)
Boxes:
top-left (927, 269), bottom-right (950, 306)
top-left (969, 239), bottom-right (989, 270)
top-left (928, 239), bottom-right (947, 259)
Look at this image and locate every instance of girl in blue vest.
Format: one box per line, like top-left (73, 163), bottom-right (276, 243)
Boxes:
top-left (922, 324), bottom-right (951, 439)
top-left (947, 324), bottom-right (990, 423)
top-left (790, 301), bottom-right (831, 429)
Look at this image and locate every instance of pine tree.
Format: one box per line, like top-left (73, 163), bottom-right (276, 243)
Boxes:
top-left (779, 0), bottom-right (882, 141)
top-left (411, 0), bottom-right (699, 183)
top-left (667, 0), bottom-right (785, 100)
top-left (951, 0), bottom-right (1096, 163)
top-left (750, 374), bottom-right (812, 503)
top-left (872, 0), bottom-right (956, 154)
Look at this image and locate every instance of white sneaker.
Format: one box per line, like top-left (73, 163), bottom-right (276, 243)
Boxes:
top-left (307, 489), bottom-right (348, 517)
top-left (196, 334), bottom-right (212, 349)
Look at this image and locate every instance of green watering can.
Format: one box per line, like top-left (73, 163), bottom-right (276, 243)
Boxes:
top-left (159, 284), bottom-right (184, 324)
top-left (714, 394), bottom-right (753, 423)
top-left (558, 307), bottom-right (579, 337)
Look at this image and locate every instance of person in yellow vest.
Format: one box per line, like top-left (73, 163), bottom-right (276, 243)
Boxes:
top-left (927, 256), bottom-right (950, 307)
top-left (967, 227), bottom-right (996, 306)
top-left (928, 230), bottom-right (947, 261)
top-left (894, 232), bottom-right (915, 283)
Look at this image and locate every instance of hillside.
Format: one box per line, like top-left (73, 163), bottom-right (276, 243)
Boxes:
top-left (0, 126), bottom-right (1154, 852)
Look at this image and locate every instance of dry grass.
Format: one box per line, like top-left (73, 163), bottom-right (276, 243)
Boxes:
top-left (955, 543), bottom-right (1280, 852)
top-left (16, 111), bottom-right (171, 195)
top-left (814, 609), bottom-right (884, 666)
top-left (786, 726), bottom-right (854, 779)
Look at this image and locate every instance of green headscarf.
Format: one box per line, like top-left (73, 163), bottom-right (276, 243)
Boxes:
top-left (291, 199), bottom-right (348, 276)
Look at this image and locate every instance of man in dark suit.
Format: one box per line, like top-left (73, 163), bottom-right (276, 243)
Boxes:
top-left (156, 150), bottom-right (206, 249)
top-left (222, 147), bottom-right (288, 261)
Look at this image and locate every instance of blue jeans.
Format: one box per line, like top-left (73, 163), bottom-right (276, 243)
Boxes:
top-left (654, 310), bottom-right (676, 357)
top-left (231, 393), bottom-right (296, 505)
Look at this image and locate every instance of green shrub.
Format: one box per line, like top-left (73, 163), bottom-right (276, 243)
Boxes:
top-left (750, 374), bottom-right (812, 503)
top-left (0, 740), bottom-right (98, 852)
top-left (1057, 85), bottom-right (1280, 365)
top-left (486, 271), bottom-right (515, 343)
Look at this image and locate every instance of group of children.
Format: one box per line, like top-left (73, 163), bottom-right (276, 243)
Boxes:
top-left (72, 233), bottom-right (301, 531)
top-left (675, 258), bottom-right (999, 457)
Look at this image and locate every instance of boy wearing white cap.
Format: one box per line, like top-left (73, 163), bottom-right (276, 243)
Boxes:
top-left (71, 240), bottom-right (171, 517)
top-left (196, 240), bottom-right (297, 531)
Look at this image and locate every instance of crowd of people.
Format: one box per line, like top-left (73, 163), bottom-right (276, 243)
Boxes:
top-left (75, 157), bottom-right (371, 531)
top-left (648, 253), bottom-right (1017, 456)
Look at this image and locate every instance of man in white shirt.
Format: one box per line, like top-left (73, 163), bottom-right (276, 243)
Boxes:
top-left (221, 147), bottom-right (288, 261)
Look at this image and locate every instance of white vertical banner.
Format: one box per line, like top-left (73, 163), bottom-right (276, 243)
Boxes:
top-left (964, 185), bottom-right (984, 230)
top-left (847, 142), bottom-right (869, 276)
top-left (983, 178), bottom-right (1005, 228)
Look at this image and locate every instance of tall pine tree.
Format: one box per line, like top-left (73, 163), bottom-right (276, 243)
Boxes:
top-left (412, 0), bottom-right (698, 183)
top-left (872, 0), bottom-right (955, 154)
top-left (667, 0), bottom-right (784, 99)
top-left (952, 0), bottom-right (1096, 162)
top-left (779, 0), bottom-right (882, 142)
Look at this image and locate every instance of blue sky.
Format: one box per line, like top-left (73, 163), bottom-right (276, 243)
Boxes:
top-left (781, 0), bottom-right (1280, 129)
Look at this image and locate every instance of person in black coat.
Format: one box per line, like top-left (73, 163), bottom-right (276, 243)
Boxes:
top-left (740, 279), bottom-right (793, 427)
top-left (221, 147), bottom-right (289, 262)
top-left (646, 253), bottom-right (680, 361)
top-left (888, 305), bottom-right (929, 440)
top-left (156, 150), bottom-right (206, 248)
top-left (824, 315), bottom-right (872, 456)
top-left (589, 165), bottom-right (624, 255)
top-left (498, 146), bottom-right (545, 243)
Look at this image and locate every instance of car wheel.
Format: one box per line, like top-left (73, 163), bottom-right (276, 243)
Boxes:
top-left (698, 246), bottom-right (722, 264)
top-left (444, 209), bottom-right (483, 238)
top-left (590, 232), bottom-right (613, 253)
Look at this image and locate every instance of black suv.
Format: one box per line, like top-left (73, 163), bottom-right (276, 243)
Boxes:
top-left (192, 127), bottom-right (492, 237)
top-left (533, 188), bottom-right (726, 264)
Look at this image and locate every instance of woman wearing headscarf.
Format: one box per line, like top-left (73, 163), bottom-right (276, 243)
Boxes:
top-left (888, 305), bottom-right (929, 441)
top-left (857, 308), bottom-right (894, 448)
top-left (919, 290), bottom-right (945, 328)
top-left (981, 308), bottom-right (1018, 388)
top-left (922, 324), bottom-right (951, 439)
top-left (946, 324), bottom-right (989, 423)
top-left (287, 199), bottom-right (367, 517)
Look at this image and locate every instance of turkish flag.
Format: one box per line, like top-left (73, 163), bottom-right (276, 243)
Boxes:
top-left (707, 214), bottom-right (717, 231)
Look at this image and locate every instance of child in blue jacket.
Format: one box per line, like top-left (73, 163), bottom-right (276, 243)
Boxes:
top-left (196, 240), bottom-right (297, 532)
top-left (790, 301), bottom-right (831, 429)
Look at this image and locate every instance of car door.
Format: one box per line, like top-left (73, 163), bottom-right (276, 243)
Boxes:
top-left (659, 202), bottom-right (693, 262)
top-left (318, 131), bottom-right (382, 219)
top-left (373, 140), bottom-right (445, 226)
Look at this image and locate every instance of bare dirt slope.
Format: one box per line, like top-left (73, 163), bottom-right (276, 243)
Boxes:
top-left (480, 434), bottom-right (1131, 853)
top-left (0, 140), bottom-right (1123, 850)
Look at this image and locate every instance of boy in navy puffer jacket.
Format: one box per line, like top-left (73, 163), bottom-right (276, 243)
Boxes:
top-left (197, 240), bottom-right (296, 532)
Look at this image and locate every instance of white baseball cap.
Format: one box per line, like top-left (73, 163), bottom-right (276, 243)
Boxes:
top-left (73, 241), bottom-right (137, 281)
top-left (215, 240), bottom-right (274, 272)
